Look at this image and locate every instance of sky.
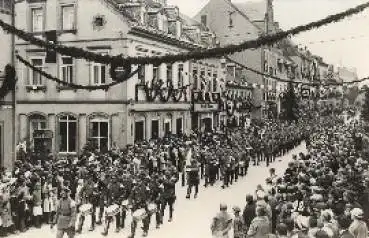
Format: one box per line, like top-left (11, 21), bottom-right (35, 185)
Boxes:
top-left (167, 0), bottom-right (369, 79)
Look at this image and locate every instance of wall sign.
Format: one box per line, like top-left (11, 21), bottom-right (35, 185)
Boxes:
top-left (194, 103), bottom-right (219, 112)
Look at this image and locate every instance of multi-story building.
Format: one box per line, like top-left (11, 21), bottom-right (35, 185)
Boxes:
top-left (194, 0), bottom-right (268, 119)
top-left (14, 0), bottom-right (215, 157)
top-left (0, 0), bottom-right (14, 168)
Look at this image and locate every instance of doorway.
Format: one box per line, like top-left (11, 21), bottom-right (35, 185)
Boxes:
top-left (201, 118), bottom-right (212, 133)
top-left (151, 120), bottom-right (159, 139)
top-left (135, 121), bottom-right (144, 142)
top-left (176, 118), bottom-right (183, 135)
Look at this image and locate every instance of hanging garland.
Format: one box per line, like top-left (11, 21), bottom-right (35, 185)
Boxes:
top-left (1, 1), bottom-right (369, 65)
top-left (109, 56), bottom-right (132, 82)
top-left (16, 54), bottom-right (140, 91)
top-left (137, 78), bottom-right (189, 102)
top-left (225, 56), bottom-right (369, 86)
top-left (0, 64), bottom-right (16, 100)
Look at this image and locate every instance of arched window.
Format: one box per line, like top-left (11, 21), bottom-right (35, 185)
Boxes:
top-left (89, 116), bottom-right (109, 152)
top-left (58, 114), bottom-right (77, 153)
top-left (29, 114), bottom-right (47, 140)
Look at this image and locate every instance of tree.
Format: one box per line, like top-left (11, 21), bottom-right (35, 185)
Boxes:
top-left (280, 82), bottom-right (299, 122)
top-left (361, 88), bottom-right (369, 123)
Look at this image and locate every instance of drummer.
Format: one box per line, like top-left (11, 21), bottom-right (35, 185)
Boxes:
top-left (128, 178), bottom-right (151, 238)
top-left (102, 174), bottom-right (123, 236)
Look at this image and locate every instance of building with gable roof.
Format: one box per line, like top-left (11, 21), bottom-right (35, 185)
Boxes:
top-left (13, 0), bottom-right (223, 159)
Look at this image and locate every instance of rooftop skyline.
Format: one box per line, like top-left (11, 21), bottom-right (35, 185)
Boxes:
top-left (167, 0), bottom-right (369, 80)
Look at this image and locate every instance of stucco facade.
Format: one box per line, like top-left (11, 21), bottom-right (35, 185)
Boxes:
top-left (14, 0), bottom-right (202, 157)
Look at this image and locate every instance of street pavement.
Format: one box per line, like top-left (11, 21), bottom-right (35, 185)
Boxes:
top-left (14, 143), bottom-right (306, 238)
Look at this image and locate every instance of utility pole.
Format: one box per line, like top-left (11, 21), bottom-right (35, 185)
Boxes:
top-left (11, 0), bottom-right (16, 167)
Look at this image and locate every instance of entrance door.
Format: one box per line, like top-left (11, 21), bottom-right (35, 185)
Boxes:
top-left (202, 118), bottom-right (212, 133)
top-left (151, 120), bottom-right (159, 139)
top-left (135, 121), bottom-right (144, 142)
top-left (164, 122), bottom-right (171, 136)
top-left (176, 118), bottom-right (183, 135)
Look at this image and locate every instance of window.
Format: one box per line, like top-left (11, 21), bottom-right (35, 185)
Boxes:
top-left (31, 8), bottom-right (44, 32)
top-left (138, 66), bottom-right (145, 83)
top-left (151, 120), bottom-right (159, 139)
top-left (200, 68), bottom-right (206, 90)
top-left (192, 68), bottom-right (198, 90)
top-left (153, 65), bottom-right (159, 80)
top-left (178, 64), bottom-right (184, 88)
top-left (167, 64), bottom-right (173, 85)
top-left (166, 64), bottom-right (172, 85)
top-left (61, 5), bottom-right (75, 30)
top-left (213, 73), bottom-right (217, 92)
top-left (91, 52), bottom-right (107, 85)
top-left (60, 56), bottom-right (74, 83)
top-left (201, 15), bottom-right (207, 26)
top-left (90, 119), bottom-right (109, 152)
top-left (29, 114), bottom-right (47, 141)
top-left (59, 115), bottom-right (77, 153)
top-left (0, 0), bottom-right (11, 12)
top-left (29, 57), bottom-right (44, 85)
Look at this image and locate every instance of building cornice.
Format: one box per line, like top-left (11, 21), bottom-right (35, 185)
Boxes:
top-left (129, 27), bottom-right (204, 50)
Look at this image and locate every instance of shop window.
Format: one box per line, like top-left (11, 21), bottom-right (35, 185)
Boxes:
top-left (90, 118), bottom-right (109, 152)
top-left (58, 115), bottom-right (77, 153)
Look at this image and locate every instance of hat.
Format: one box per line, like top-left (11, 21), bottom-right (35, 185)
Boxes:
top-left (351, 208), bottom-right (364, 219)
top-left (220, 203), bottom-right (227, 210)
top-left (233, 206), bottom-right (241, 213)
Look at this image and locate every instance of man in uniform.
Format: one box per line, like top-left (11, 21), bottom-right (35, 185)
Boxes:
top-left (76, 177), bottom-right (94, 233)
top-left (54, 187), bottom-right (76, 238)
top-left (102, 174), bottom-right (123, 236)
top-left (160, 170), bottom-right (178, 223)
top-left (128, 179), bottom-right (150, 238)
top-left (186, 159), bottom-right (200, 199)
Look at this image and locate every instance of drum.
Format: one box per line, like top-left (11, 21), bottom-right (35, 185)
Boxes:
top-left (106, 204), bottom-right (120, 217)
top-left (79, 204), bottom-right (93, 215)
top-left (132, 208), bottom-right (147, 221)
top-left (148, 203), bottom-right (157, 213)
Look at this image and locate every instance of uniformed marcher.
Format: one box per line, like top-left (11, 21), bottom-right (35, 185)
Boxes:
top-left (53, 187), bottom-right (77, 238)
top-left (186, 159), bottom-right (200, 199)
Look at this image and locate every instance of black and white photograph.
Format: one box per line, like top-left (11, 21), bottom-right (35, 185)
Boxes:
top-left (1, 0), bottom-right (369, 237)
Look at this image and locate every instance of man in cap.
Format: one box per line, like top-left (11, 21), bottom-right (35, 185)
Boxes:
top-left (211, 203), bottom-right (233, 238)
top-left (54, 187), bottom-right (76, 238)
top-left (185, 159), bottom-right (200, 199)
